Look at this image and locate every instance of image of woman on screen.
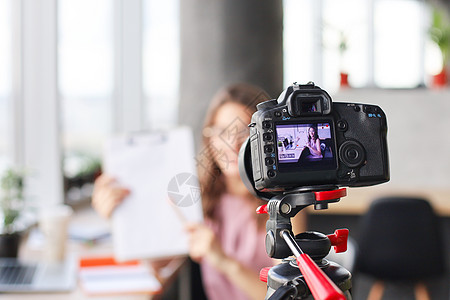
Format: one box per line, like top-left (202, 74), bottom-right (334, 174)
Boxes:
top-left (305, 126), bottom-right (323, 159)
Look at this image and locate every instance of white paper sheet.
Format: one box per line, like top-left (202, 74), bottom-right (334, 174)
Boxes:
top-left (104, 127), bottom-right (203, 261)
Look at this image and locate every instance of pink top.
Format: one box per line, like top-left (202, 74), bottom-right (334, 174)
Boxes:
top-left (201, 194), bottom-right (273, 300)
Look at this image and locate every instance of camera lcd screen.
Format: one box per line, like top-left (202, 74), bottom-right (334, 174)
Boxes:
top-left (275, 122), bottom-right (337, 172)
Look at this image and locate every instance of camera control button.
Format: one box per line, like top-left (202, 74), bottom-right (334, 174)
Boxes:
top-left (267, 170), bottom-right (276, 178)
top-left (265, 157), bottom-right (275, 165)
top-left (364, 105), bottom-right (374, 113)
top-left (263, 121), bottom-right (272, 129)
top-left (274, 111), bottom-right (282, 117)
top-left (337, 120), bottom-right (348, 131)
top-left (353, 106), bottom-right (361, 112)
top-left (264, 145), bottom-right (274, 153)
top-left (339, 141), bottom-right (365, 168)
top-left (263, 133), bottom-right (273, 141)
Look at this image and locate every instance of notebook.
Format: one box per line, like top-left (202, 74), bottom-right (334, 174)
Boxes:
top-left (103, 127), bottom-right (204, 261)
top-left (0, 256), bottom-right (76, 293)
top-left (78, 256), bottom-right (161, 296)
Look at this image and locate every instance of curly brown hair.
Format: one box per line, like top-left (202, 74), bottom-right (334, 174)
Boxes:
top-left (197, 83), bottom-right (271, 229)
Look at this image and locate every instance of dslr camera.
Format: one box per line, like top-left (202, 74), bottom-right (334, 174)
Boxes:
top-left (240, 82), bottom-right (389, 194)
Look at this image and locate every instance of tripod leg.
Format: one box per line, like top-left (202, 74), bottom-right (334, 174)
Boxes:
top-left (367, 281), bottom-right (384, 300)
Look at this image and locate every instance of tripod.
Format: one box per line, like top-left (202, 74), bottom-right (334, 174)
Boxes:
top-left (256, 186), bottom-right (352, 300)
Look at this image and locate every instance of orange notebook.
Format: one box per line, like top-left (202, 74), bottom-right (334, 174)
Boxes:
top-left (78, 256), bottom-right (162, 296)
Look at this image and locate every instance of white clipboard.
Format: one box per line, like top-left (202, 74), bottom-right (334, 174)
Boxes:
top-left (103, 127), bottom-right (203, 261)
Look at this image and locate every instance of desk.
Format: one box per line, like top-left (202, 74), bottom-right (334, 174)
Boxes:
top-left (1, 206), bottom-right (188, 300)
top-left (308, 185), bottom-right (450, 216)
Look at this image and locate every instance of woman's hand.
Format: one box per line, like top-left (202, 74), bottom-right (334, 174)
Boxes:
top-left (91, 174), bottom-right (130, 219)
top-left (185, 223), bottom-right (226, 268)
top-left (186, 223), bottom-right (268, 300)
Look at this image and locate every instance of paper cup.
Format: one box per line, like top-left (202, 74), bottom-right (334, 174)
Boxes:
top-left (39, 205), bottom-right (73, 262)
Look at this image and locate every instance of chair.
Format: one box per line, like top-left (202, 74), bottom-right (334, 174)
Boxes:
top-left (354, 197), bottom-right (446, 300)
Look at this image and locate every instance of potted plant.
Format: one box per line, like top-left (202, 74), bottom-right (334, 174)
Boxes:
top-left (64, 152), bottom-right (102, 203)
top-left (0, 167), bottom-right (26, 257)
top-left (429, 8), bottom-right (450, 87)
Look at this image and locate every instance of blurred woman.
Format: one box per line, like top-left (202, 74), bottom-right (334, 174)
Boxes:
top-left (92, 83), bottom-right (307, 300)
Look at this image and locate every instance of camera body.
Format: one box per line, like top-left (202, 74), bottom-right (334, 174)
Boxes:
top-left (247, 82), bottom-right (389, 193)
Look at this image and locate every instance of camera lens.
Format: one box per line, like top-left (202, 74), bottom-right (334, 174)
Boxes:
top-left (339, 141), bottom-right (365, 168)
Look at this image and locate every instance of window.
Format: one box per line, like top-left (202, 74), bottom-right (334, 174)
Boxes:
top-left (323, 0), bottom-right (369, 91)
top-left (284, 0), bottom-right (430, 93)
top-left (0, 1), bottom-right (185, 206)
top-left (0, 0), bottom-right (12, 171)
top-left (283, 0), bottom-right (317, 87)
top-left (58, 0), bottom-right (113, 202)
top-left (143, 0), bottom-right (180, 130)
top-left (374, 0), bottom-right (426, 88)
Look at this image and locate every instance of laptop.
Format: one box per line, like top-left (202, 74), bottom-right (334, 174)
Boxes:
top-left (0, 256), bottom-right (76, 292)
